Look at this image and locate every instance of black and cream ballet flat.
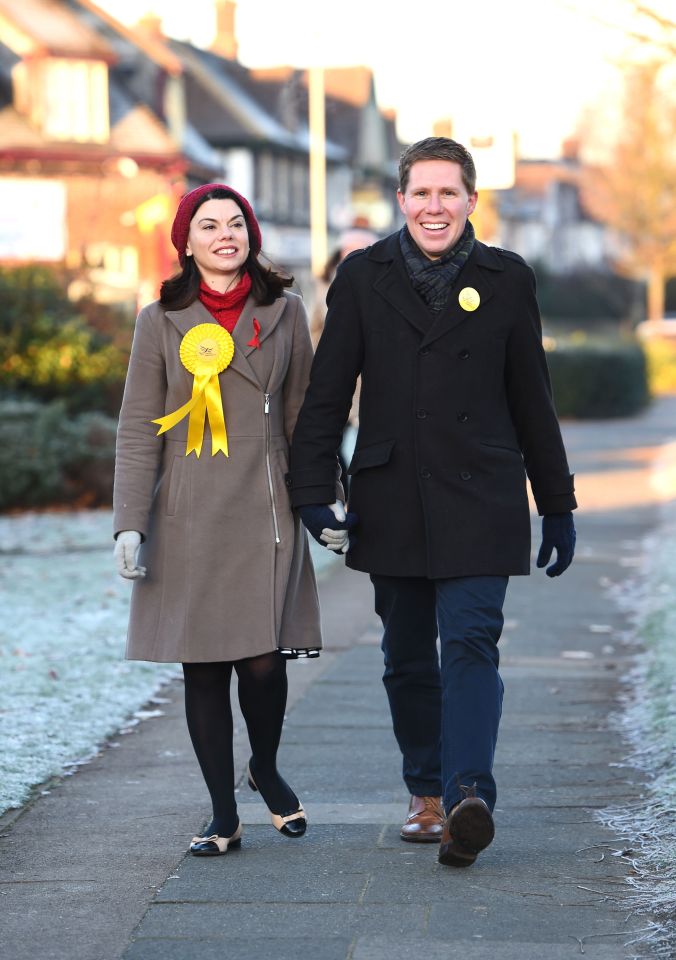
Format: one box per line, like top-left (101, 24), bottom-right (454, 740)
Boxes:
top-left (189, 822), bottom-right (242, 856)
top-left (247, 764), bottom-right (307, 837)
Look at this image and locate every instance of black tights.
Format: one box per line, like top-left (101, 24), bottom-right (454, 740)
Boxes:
top-left (182, 651), bottom-right (298, 837)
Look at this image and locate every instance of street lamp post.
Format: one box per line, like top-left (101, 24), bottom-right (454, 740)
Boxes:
top-left (308, 65), bottom-right (327, 277)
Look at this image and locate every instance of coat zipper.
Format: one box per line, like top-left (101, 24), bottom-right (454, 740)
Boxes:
top-left (264, 393), bottom-right (281, 544)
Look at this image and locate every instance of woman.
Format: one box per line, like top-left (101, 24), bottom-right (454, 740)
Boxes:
top-left (113, 183), bottom-right (327, 856)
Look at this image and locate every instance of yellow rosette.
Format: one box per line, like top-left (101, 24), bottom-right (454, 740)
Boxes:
top-left (153, 324), bottom-right (234, 457)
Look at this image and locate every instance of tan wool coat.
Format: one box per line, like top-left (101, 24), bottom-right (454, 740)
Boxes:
top-left (113, 291), bottom-right (322, 663)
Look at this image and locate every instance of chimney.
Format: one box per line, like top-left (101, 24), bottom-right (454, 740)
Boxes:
top-left (561, 137), bottom-right (580, 162)
top-left (136, 12), bottom-right (164, 41)
top-left (211, 0), bottom-right (238, 60)
top-left (433, 118), bottom-right (453, 138)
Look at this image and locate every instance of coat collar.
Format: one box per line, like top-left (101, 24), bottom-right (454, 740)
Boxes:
top-left (369, 233), bottom-right (503, 345)
top-left (165, 294), bottom-right (287, 390)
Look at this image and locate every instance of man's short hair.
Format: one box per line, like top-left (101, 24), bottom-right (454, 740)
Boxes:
top-left (398, 137), bottom-right (477, 195)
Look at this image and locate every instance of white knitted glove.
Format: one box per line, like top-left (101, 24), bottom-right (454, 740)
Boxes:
top-left (320, 501), bottom-right (350, 553)
top-left (114, 530), bottom-right (146, 580)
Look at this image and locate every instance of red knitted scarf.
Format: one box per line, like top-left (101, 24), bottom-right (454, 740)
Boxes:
top-left (198, 272), bottom-right (252, 332)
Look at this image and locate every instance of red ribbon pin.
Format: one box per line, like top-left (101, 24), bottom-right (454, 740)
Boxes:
top-left (247, 318), bottom-right (261, 350)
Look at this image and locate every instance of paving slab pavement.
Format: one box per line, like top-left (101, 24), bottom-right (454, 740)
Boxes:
top-left (2, 396), bottom-right (676, 960)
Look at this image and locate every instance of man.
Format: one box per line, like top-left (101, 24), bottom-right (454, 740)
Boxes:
top-left (287, 137), bottom-right (576, 868)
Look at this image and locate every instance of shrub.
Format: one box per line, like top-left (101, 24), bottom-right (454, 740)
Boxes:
top-left (0, 265), bottom-right (132, 415)
top-left (546, 338), bottom-right (650, 418)
top-left (532, 262), bottom-right (643, 326)
top-left (62, 412), bottom-right (118, 506)
top-left (0, 400), bottom-right (117, 511)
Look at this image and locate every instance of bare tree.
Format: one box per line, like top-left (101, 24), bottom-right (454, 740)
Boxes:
top-left (561, 2), bottom-right (676, 56)
top-left (584, 59), bottom-right (676, 321)
top-left (632, 3), bottom-right (676, 54)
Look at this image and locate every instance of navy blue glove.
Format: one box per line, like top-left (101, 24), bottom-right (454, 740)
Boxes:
top-left (299, 503), bottom-right (358, 553)
top-left (536, 512), bottom-right (576, 577)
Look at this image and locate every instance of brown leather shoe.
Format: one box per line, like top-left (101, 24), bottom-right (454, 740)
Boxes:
top-left (400, 795), bottom-right (444, 843)
top-left (438, 785), bottom-right (494, 867)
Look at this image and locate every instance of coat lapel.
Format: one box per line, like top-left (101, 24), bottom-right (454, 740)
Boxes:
top-left (371, 240), bottom-right (434, 337)
top-left (418, 242), bottom-right (503, 348)
top-left (232, 295), bottom-right (287, 393)
top-left (420, 257), bottom-right (495, 348)
top-left (165, 295), bottom-right (286, 390)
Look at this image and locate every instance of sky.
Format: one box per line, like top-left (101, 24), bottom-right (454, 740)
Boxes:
top-left (97, 0), bottom-right (672, 158)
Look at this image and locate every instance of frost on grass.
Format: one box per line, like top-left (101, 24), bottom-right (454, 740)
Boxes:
top-left (601, 513), bottom-right (676, 960)
top-left (0, 509), bottom-right (337, 815)
top-left (0, 511), bottom-right (177, 814)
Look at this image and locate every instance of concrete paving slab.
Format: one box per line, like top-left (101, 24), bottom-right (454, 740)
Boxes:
top-left (124, 938), bottom-right (353, 960)
top-left (350, 939), bottom-right (626, 960)
top-left (426, 894), bottom-right (632, 943)
top-left (283, 684), bottom-right (394, 728)
top-left (130, 902), bottom-right (428, 940)
top-left (157, 864), bottom-right (368, 904)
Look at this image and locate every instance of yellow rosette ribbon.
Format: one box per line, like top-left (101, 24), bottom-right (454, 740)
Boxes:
top-left (153, 324), bottom-right (235, 457)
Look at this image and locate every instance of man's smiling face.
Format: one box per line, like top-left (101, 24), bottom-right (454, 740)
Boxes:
top-left (397, 159), bottom-right (478, 260)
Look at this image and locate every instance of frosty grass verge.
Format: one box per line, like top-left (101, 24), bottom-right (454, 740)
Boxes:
top-left (0, 509), bottom-right (337, 815)
top-left (601, 500), bottom-right (676, 959)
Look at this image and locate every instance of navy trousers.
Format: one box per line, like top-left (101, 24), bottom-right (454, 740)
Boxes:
top-left (370, 574), bottom-right (508, 813)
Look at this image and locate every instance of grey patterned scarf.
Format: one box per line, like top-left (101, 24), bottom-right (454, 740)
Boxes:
top-left (399, 221), bottom-right (475, 313)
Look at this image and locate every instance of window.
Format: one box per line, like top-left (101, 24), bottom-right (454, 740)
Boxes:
top-left (276, 155), bottom-right (290, 218)
top-left (257, 152), bottom-right (275, 218)
top-left (13, 57), bottom-right (109, 143)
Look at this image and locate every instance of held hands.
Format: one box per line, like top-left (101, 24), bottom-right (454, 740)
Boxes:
top-left (299, 502), bottom-right (358, 554)
top-left (114, 530), bottom-right (146, 580)
top-left (536, 512), bottom-right (576, 577)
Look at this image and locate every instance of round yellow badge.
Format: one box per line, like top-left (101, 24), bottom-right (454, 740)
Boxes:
top-left (458, 287), bottom-right (481, 312)
top-left (179, 323), bottom-right (234, 376)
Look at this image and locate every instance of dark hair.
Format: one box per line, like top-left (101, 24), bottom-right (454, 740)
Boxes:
top-left (321, 248), bottom-right (343, 284)
top-left (160, 188), bottom-right (293, 309)
top-left (398, 137), bottom-right (477, 195)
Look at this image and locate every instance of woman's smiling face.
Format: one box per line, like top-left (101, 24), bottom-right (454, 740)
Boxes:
top-left (185, 197), bottom-right (250, 289)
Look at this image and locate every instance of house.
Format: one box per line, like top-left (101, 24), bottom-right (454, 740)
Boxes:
top-left (495, 143), bottom-right (613, 274)
top-left (0, 0), bottom-right (221, 306)
top-left (169, 19), bottom-right (403, 292)
top-left (0, 0), bottom-right (403, 306)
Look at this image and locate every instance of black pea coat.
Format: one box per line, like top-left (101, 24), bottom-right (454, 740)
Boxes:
top-left (288, 232), bottom-right (576, 579)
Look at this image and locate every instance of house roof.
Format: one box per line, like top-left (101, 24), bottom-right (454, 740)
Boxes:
top-left (0, 101), bottom-right (185, 170)
top-left (497, 159), bottom-right (597, 223)
top-left (65, 1), bottom-right (221, 175)
top-left (68, 0), bottom-right (183, 75)
top-left (247, 65), bottom-right (400, 176)
top-left (0, 0), bottom-right (116, 61)
top-left (251, 65), bottom-right (375, 108)
top-left (172, 41), bottom-right (347, 161)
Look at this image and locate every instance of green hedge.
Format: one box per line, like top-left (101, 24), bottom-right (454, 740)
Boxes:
top-left (0, 264), bottom-right (131, 415)
top-left (0, 400), bottom-right (117, 511)
top-left (533, 261), bottom-right (642, 324)
top-left (546, 340), bottom-right (650, 419)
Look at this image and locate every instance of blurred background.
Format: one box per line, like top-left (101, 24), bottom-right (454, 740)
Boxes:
top-left (0, 0), bottom-right (675, 509)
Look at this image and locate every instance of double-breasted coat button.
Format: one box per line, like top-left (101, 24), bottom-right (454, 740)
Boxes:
top-left (458, 349), bottom-right (470, 360)
top-left (420, 467), bottom-right (432, 479)
top-left (457, 411), bottom-right (469, 422)
top-left (420, 346), bottom-right (431, 357)
top-left (460, 470), bottom-right (472, 481)
top-left (416, 409), bottom-right (428, 419)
